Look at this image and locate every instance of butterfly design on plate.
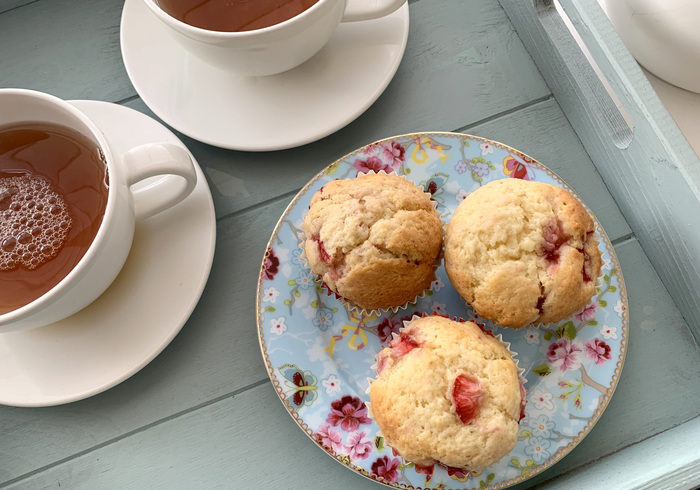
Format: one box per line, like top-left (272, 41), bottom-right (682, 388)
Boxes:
top-left (278, 363), bottom-right (319, 410)
top-left (420, 172), bottom-right (452, 218)
top-left (503, 152), bottom-right (536, 181)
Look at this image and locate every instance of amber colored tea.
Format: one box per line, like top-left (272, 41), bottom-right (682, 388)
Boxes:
top-left (0, 123), bottom-right (109, 315)
top-left (157, 0), bottom-right (320, 32)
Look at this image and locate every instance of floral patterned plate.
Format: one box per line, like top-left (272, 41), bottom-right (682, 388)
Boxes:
top-left (256, 132), bottom-right (628, 489)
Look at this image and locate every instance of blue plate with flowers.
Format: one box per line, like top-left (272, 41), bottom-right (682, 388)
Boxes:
top-left (256, 132), bottom-right (628, 489)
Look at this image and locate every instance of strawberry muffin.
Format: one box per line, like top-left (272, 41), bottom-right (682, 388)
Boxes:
top-left (302, 172), bottom-right (442, 312)
top-left (444, 179), bottom-right (602, 328)
top-left (369, 315), bottom-right (525, 472)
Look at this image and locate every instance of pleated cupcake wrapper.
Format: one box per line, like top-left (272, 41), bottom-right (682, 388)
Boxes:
top-left (298, 170), bottom-right (445, 318)
top-left (365, 313), bottom-right (527, 420)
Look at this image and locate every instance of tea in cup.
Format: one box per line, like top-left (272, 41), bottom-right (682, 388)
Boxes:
top-left (0, 89), bottom-right (197, 332)
top-left (143, 0), bottom-right (407, 76)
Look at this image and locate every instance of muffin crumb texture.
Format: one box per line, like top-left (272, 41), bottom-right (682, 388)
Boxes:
top-left (370, 316), bottom-right (522, 471)
top-left (444, 179), bottom-right (602, 328)
top-left (303, 173), bottom-right (442, 311)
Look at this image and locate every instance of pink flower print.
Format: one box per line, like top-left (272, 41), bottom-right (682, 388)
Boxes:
top-left (261, 247), bottom-right (279, 280)
top-left (363, 141), bottom-right (405, 168)
top-left (346, 431), bottom-right (373, 460)
top-left (380, 141), bottom-right (406, 167)
top-left (575, 301), bottom-right (599, 323)
top-left (326, 395), bottom-right (372, 432)
top-left (353, 156), bottom-right (394, 175)
top-left (316, 423), bottom-right (345, 454)
top-left (584, 338), bottom-right (612, 365)
top-left (456, 189), bottom-right (469, 202)
top-left (371, 455), bottom-right (401, 483)
top-left (454, 160), bottom-right (469, 174)
top-left (546, 339), bottom-right (583, 372)
top-left (377, 316), bottom-right (403, 344)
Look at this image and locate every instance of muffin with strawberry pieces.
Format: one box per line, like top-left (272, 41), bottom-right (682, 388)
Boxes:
top-left (444, 178), bottom-right (602, 328)
top-left (302, 172), bottom-right (442, 312)
top-left (369, 315), bottom-right (526, 472)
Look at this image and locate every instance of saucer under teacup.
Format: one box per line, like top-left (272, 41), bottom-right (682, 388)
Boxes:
top-left (120, 0), bottom-right (410, 151)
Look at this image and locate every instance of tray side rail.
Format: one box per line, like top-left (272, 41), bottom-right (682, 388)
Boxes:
top-left (500, 0), bottom-right (700, 340)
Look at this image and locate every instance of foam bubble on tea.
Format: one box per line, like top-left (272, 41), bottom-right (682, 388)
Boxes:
top-left (0, 173), bottom-right (72, 271)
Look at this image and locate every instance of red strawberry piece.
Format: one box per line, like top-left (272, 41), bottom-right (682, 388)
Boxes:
top-left (376, 352), bottom-right (390, 375)
top-left (452, 374), bottom-right (485, 424)
top-left (541, 218), bottom-right (568, 266)
top-left (318, 239), bottom-right (331, 263)
top-left (582, 250), bottom-right (593, 282)
top-left (519, 382), bottom-right (528, 422)
top-left (389, 331), bottom-right (422, 357)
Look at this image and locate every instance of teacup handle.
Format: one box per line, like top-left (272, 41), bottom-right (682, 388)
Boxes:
top-left (341, 0), bottom-right (406, 22)
top-left (122, 143), bottom-right (197, 221)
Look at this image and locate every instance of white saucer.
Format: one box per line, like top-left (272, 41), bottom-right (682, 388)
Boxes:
top-left (120, 0), bottom-right (409, 151)
top-left (0, 101), bottom-right (216, 407)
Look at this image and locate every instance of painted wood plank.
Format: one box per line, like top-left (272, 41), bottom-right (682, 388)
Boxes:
top-left (641, 67), bottom-right (700, 160)
top-left (123, 96), bottom-right (631, 240)
top-left (3, 237), bottom-right (698, 488)
top-left (535, 416), bottom-right (700, 490)
top-left (0, 0), bottom-right (37, 15)
top-left (3, 382), bottom-right (381, 490)
top-left (499, 0), bottom-right (700, 338)
top-left (0, 0), bottom-right (132, 102)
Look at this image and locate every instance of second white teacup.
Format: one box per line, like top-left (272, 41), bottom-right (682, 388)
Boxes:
top-left (143, 0), bottom-right (407, 76)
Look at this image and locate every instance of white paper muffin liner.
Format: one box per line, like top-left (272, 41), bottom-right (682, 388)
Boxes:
top-left (298, 170), bottom-right (445, 318)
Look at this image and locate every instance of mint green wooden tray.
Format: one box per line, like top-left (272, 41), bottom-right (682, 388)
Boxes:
top-left (0, 0), bottom-right (697, 488)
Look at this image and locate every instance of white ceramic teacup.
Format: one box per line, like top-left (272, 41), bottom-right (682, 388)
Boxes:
top-left (605, 0), bottom-right (700, 94)
top-left (0, 89), bottom-right (197, 333)
top-left (143, 0), bottom-right (407, 76)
